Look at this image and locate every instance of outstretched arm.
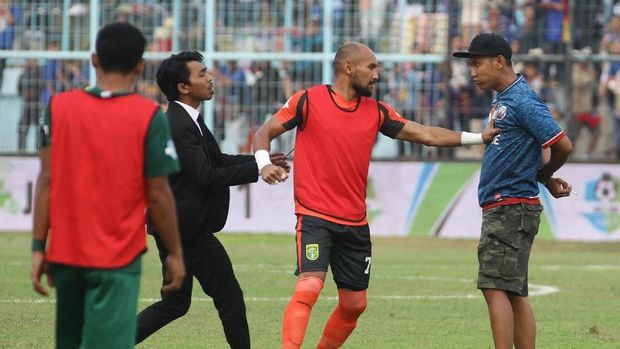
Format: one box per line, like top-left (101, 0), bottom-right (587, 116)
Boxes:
top-left (394, 118), bottom-right (499, 147)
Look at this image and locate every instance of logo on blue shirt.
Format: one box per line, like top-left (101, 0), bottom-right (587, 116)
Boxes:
top-left (489, 105), bottom-right (507, 121)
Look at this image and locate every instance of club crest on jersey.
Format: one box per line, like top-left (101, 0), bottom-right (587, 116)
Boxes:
top-left (489, 105), bottom-right (508, 121)
top-left (306, 244), bottom-right (319, 261)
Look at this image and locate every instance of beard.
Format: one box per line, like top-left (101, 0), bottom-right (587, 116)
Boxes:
top-left (352, 79), bottom-right (373, 97)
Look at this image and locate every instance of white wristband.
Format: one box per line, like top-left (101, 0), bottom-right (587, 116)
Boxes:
top-left (254, 149), bottom-right (272, 172)
top-left (460, 131), bottom-right (484, 145)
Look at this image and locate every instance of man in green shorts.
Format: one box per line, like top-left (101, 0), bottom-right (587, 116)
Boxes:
top-left (30, 22), bottom-right (185, 349)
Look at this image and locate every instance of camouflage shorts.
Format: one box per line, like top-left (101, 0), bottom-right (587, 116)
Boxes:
top-left (477, 203), bottom-right (543, 296)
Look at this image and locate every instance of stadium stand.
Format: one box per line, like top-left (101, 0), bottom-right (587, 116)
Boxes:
top-left (1, 0), bottom-right (619, 160)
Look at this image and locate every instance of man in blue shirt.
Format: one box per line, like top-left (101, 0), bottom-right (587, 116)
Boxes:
top-left (454, 33), bottom-right (573, 349)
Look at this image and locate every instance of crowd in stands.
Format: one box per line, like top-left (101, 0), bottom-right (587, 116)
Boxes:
top-left (4, 0), bottom-right (620, 159)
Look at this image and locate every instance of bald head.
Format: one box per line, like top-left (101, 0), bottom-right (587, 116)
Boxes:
top-left (331, 42), bottom-right (379, 97)
top-left (333, 42), bottom-right (375, 75)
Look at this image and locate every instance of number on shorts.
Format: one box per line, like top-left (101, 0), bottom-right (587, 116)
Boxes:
top-left (364, 256), bottom-right (372, 274)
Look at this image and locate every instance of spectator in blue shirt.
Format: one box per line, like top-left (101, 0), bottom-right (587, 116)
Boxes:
top-left (454, 33), bottom-right (573, 349)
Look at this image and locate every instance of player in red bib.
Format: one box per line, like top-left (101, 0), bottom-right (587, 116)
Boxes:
top-left (30, 23), bottom-right (185, 348)
top-left (252, 42), bottom-right (500, 348)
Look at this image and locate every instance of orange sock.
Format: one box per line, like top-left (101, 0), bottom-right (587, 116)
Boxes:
top-left (282, 277), bottom-right (324, 349)
top-left (317, 289), bottom-right (367, 349)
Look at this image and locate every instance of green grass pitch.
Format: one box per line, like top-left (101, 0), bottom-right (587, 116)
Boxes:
top-left (1, 233), bottom-right (619, 348)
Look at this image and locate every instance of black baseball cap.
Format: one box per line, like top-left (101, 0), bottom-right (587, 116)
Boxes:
top-left (453, 33), bottom-right (512, 60)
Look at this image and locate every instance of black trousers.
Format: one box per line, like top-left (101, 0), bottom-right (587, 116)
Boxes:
top-left (136, 233), bottom-right (250, 348)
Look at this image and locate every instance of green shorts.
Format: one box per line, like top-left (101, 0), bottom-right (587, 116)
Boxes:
top-left (51, 257), bottom-right (141, 349)
top-left (477, 203), bottom-right (542, 296)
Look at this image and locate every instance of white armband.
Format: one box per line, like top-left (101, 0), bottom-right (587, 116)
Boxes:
top-left (460, 131), bottom-right (484, 145)
top-left (254, 149), bottom-right (272, 172)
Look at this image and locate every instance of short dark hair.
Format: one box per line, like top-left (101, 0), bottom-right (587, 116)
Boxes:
top-left (156, 51), bottom-right (204, 101)
top-left (96, 22), bottom-right (146, 73)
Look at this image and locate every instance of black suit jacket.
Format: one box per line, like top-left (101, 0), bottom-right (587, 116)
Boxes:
top-left (154, 101), bottom-right (258, 241)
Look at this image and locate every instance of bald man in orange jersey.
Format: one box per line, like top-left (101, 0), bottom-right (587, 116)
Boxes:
top-left (252, 42), bottom-right (500, 349)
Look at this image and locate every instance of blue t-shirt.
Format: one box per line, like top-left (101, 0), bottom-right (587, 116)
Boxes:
top-left (478, 75), bottom-right (564, 207)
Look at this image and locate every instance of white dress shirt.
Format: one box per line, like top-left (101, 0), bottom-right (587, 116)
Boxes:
top-left (174, 100), bottom-right (203, 136)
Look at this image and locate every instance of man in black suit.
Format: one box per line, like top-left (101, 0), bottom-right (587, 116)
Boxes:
top-left (136, 51), bottom-right (287, 348)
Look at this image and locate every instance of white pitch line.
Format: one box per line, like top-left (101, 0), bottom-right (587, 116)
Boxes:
top-left (2, 298), bottom-right (51, 304)
top-left (9, 261), bottom-right (619, 271)
top-left (380, 275), bottom-right (473, 283)
top-left (540, 265), bottom-right (620, 271)
top-left (528, 283), bottom-right (560, 296)
top-left (2, 283), bottom-right (559, 304)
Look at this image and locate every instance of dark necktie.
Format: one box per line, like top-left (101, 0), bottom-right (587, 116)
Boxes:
top-left (196, 113), bottom-right (220, 154)
top-left (196, 113), bottom-right (209, 136)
